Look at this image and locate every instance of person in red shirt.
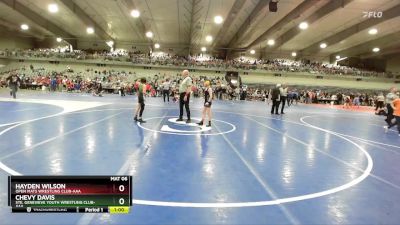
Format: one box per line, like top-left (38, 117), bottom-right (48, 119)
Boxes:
top-left (388, 96), bottom-right (400, 136)
top-left (146, 83), bottom-right (151, 93)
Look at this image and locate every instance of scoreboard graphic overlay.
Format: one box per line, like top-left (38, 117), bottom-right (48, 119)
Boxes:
top-left (8, 176), bottom-right (132, 213)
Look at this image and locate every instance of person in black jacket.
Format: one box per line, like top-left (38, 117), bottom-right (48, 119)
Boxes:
top-left (271, 84), bottom-right (281, 115)
top-left (6, 72), bottom-right (21, 99)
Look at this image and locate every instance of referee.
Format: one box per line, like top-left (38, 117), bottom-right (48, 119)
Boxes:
top-left (177, 70), bottom-right (192, 123)
top-left (162, 78), bottom-right (171, 102)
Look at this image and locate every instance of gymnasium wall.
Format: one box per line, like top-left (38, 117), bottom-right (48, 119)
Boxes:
top-left (33, 38), bottom-right (71, 50)
top-left (386, 55), bottom-right (400, 73)
top-left (0, 58), bottom-right (9, 69)
top-left (301, 54), bottom-right (331, 64)
top-left (77, 40), bottom-right (110, 51)
top-left (0, 30), bottom-right (34, 50)
top-left (240, 74), bottom-right (392, 90)
top-left (338, 57), bottom-right (387, 72)
top-left (113, 42), bottom-right (150, 53)
top-left (229, 50), bottom-right (331, 64)
top-left (75, 40), bottom-right (186, 53)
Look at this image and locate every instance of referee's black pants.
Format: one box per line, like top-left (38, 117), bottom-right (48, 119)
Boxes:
top-left (163, 90), bottom-right (170, 102)
top-left (179, 93), bottom-right (190, 120)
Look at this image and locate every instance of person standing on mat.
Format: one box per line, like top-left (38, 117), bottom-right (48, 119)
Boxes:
top-left (384, 87), bottom-right (398, 132)
top-left (375, 93), bottom-right (385, 112)
top-left (177, 70), bottom-right (192, 123)
top-left (197, 80), bottom-right (213, 127)
top-left (271, 84), bottom-right (281, 115)
top-left (387, 95), bottom-right (400, 136)
top-left (279, 83), bottom-right (288, 114)
top-left (6, 72), bottom-right (21, 99)
top-left (134, 77), bottom-right (147, 123)
top-left (162, 78), bottom-right (171, 102)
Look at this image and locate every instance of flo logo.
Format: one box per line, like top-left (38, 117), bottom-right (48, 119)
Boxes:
top-left (363, 11), bottom-right (383, 18)
top-left (138, 116), bottom-right (236, 136)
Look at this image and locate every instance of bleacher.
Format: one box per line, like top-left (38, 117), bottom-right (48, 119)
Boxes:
top-left (0, 59), bottom-right (396, 91)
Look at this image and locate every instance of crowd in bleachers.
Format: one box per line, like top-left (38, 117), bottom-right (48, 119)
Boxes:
top-left (0, 48), bottom-right (389, 78)
top-left (0, 63), bottom-right (389, 110)
top-left (0, 64), bottom-right (233, 100)
top-left (235, 87), bottom-right (379, 108)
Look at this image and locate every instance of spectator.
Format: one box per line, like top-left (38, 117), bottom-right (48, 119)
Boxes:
top-left (271, 84), bottom-right (281, 115)
top-left (162, 78), bottom-right (171, 102)
top-left (6, 72), bottom-right (21, 99)
top-left (279, 83), bottom-right (288, 114)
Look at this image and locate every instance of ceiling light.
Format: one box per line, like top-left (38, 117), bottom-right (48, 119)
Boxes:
top-left (130, 9), bottom-right (140, 18)
top-left (214, 16), bottom-right (223, 24)
top-left (146, 31), bottom-right (153, 38)
top-left (336, 55), bottom-right (340, 59)
top-left (48, 4), bottom-right (59, 13)
top-left (20, 24), bottom-right (29, 30)
top-left (372, 47), bottom-right (380, 52)
top-left (86, 27), bottom-right (94, 34)
top-left (368, 28), bottom-right (378, 35)
top-left (154, 43), bottom-right (160, 49)
top-left (299, 22), bottom-right (308, 30)
top-left (206, 35), bottom-right (213, 42)
top-left (320, 43), bottom-right (327, 48)
top-left (291, 52), bottom-right (297, 57)
top-left (56, 37), bottom-right (62, 43)
top-left (267, 39), bottom-right (275, 46)
top-left (250, 50), bottom-right (255, 54)
top-left (201, 47), bottom-right (206, 52)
